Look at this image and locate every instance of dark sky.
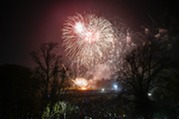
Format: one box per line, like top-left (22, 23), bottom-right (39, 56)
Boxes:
top-left (1, 0), bottom-right (178, 67)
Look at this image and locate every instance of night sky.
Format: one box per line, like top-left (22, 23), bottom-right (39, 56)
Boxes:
top-left (1, 0), bottom-right (178, 67)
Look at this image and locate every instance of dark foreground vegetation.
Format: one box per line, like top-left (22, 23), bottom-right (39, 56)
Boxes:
top-left (0, 66), bottom-right (178, 119)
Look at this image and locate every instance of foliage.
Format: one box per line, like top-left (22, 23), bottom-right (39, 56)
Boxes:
top-left (42, 101), bottom-right (75, 119)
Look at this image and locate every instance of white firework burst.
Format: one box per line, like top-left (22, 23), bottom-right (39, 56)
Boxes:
top-left (62, 13), bottom-right (115, 68)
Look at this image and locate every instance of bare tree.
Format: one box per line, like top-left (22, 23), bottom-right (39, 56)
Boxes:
top-left (114, 12), bottom-right (179, 118)
top-left (30, 42), bottom-right (69, 114)
top-left (116, 39), bottom-right (172, 118)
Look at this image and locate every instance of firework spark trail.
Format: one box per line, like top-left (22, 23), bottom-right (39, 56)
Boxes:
top-left (62, 13), bottom-right (115, 68)
top-left (105, 21), bottom-right (141, 75)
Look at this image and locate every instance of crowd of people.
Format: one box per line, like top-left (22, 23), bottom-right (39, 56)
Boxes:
top-left (63, 90), bottom-right (126, 119)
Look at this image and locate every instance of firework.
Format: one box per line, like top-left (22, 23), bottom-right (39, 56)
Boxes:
top-left (72, 77), bottom-right (88, 90)
top-left (62, 13), bottom-right (115, 68)
top-left (105, 22), bottom-right (140, 74)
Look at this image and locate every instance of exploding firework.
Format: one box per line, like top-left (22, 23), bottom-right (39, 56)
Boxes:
top-left (62, 13), bottom-right (144, 88)
top-left (72, 77), bottom-right (88, 90)
top-left (62, 13), bottom-right (115, 68)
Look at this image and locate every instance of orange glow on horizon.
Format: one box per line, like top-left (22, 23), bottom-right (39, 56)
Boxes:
top-left (80, 87), bottom-right (87, 90)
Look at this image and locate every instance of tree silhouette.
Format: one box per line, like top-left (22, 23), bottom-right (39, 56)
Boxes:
top-left (116, 37), bottom-right (174, 119)
top-left (115, 12), bottom-right (179, 118)
top-left (30, 42), bottom-right (70, 116)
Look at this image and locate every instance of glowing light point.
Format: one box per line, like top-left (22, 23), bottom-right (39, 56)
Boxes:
top-left (113, 84), bottom-right (118, 90)
top-left (75, 22), bottom-right (84, 33)
top-left (101, 88), bottom-right (105, 92)
top-left (148, 92), bottom-right (152, 96)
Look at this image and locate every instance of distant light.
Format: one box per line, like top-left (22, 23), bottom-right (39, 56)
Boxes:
top-left (123, 114), bottom-right (126, 117)
top-left (113, 84), bottom-right (118, 90)
top-left (148, 92), bottom-right (152, 96)
top-left (101, 88), bottom-right (105, 92)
